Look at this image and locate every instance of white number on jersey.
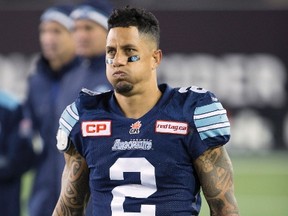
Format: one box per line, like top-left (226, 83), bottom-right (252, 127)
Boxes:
top-left (110, 158), bottom-right (157, 215)
top-left (178, 86), bottom-right (208, 94)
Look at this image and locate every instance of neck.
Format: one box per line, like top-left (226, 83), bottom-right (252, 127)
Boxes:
top-left (115, 84), bottom-right (162, 119)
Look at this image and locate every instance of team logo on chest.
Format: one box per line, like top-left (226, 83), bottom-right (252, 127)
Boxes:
top-left (129, 121), bottom-right (142, 134)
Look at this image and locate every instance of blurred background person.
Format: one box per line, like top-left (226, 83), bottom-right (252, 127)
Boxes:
top-left (26, 1), bottom-right (113, 215)
top-left (70, 0), bottom-right (112, 92)
top-left (68, 1), bottom-right (113, 214)
top-left (0, 90), bottom-right (34, 216)
top-left (25, 5), bottom-right (81, 216)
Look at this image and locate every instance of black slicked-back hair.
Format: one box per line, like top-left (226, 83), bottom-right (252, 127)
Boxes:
top-left (108, 6), bottom-right (160, 48)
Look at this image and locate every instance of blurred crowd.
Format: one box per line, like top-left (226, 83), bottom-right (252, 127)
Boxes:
top-left (0, 0), bottom-right (113, 215)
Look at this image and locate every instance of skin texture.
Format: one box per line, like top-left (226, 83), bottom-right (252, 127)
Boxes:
top-left (106, 26), bottom-right (162, 119)
top-left (194, 146), bottom-right (240, 216)
top-left (39, 21), bottom-right (75, 71)
top-left (52, 146), bottom-right (90, 216)
top-left (53, 26), bottom-right (239, 215)
top-left (73, 19), bottom-right (107, 57)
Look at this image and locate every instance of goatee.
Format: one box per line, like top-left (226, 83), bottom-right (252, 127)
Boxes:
top-left (115, 82), bottom-right (133, 94)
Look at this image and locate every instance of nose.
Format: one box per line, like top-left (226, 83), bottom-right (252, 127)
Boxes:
top-left (112, 52), bottom-right (127, 67)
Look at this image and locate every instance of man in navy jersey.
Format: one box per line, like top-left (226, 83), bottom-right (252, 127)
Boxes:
top-left (53, 6), bottom-right (240, 216)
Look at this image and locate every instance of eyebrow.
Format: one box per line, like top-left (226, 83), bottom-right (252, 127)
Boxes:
top-left (106, 44), bottom-right (138, 50)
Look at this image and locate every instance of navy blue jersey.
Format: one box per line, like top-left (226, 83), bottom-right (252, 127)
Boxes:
top-left (57, 84), bottom-right (230, 215)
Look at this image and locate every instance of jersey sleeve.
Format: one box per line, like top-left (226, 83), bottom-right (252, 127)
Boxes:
top-left (56, 102), bottom-right (82, 154)
top-left (184, 87), bottom-right (230, 159)
top-left (194, 94), bottom-right (230, 146)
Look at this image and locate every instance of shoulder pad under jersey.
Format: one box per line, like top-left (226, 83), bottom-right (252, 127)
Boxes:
top-left (81, 87), bottom-right (101, 96)
top-left (179, 86), bottom-right (230, 145)
top-left (56, 102), bottom-right (79, 152)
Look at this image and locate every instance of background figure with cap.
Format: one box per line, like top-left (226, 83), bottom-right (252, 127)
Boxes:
top-left (26, 1), bottom-right (113, 215)
top-left (25, 4), bottom-right (83, 216)
top-left (70, 0), bottom-right (112, 93)
top-left (0, 91), bottom-right (34, 216)
top-left (68, 1), bottom-right (113, 214)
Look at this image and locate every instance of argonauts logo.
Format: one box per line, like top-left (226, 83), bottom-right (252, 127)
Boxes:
top-left (112, 139), bottom-right (152, 151)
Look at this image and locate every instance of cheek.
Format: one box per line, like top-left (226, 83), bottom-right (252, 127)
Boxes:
top-left (40, 33), bottom-right (54, 44)
top-left (105, 66), bottom-right (113, 81)
top-left (74, 31), bottom-right (90, 43)
top-left (60, 35), bottom-right (71, 43)
top-left (79, 33), bottom-right (92, 44)
top-left (140, 59), bottom-right (155, 74)
top-left (141, 55), bottom-right (154, 67)
top-left (92, 32), bottom-right (106, 45)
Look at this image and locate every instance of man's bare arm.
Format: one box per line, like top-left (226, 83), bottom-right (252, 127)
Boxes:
top-left (53, 145), bottom-right (90, 216)
top-left (194, 146), bottom-right (240, 216)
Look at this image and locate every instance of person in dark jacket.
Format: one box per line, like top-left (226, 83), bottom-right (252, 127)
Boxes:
top-left (0, 90), bottom-right (34, 216)
top-left (26, 3), bottom-right (112, 216)
top-left (69, 1), bottom-right (114, 214)
top-left (26, 5), bottom-right (81, 216)
top-left (70, 0), bottom-right (113, 93)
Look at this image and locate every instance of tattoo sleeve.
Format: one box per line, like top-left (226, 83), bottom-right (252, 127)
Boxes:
top-left (194, 146), bottom-right (240, 216)
top-left (52, 145), bottom-right (90, 216)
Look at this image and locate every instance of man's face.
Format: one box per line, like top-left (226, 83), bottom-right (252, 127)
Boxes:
top-left (106, 26), bottom-right (159, 95)
top-left (39, 21), bottom-right (75, 61)
top-left (73, 19), bottom-right (107, 57)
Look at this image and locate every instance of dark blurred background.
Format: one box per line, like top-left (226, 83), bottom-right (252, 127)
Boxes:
top-left (0, 2), bottom-right (287, 216)
top-left (0, 0), bottom-right (288, 151)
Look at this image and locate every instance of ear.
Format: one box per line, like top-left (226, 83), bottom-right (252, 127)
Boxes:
top-left (152, 49), bottom-right (162, 69)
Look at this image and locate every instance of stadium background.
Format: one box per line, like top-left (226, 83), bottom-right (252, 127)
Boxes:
top-left (0, 0), bottom-right (287, 215)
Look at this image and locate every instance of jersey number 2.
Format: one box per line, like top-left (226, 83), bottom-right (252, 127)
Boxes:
top-left (110, 158), bottom-right (157, 215)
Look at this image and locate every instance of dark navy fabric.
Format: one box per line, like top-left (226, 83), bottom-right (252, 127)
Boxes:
top-left (26, 54), bottom-right (111, 216)
top-left (0, 91), bottom-right (34, 216)
top-left (58, 84), bottom-right (230, 215)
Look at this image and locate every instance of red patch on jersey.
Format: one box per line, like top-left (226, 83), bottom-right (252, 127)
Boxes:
top-left (155, 120), bottom-right (188, 135)
top-left (82, 121), bottom-right (111, 137)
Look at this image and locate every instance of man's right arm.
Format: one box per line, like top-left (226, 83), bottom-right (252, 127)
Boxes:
top-left (53, 145), bottom-right (90, 216)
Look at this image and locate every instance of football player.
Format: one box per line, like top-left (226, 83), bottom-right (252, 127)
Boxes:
top-left (53, 6), bottom-right (240, 216)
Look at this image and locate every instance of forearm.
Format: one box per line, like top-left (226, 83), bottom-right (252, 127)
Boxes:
top-left (195, 147), bottom-right (240, 216)
top-left (53, 198), bottom-right (85, 216)
top-left (53, 147), bottom-right (90, 216)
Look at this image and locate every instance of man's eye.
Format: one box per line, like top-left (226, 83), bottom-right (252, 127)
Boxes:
top-left (107, 50), bottom-right (115, 55)
top-left (126, 48), bottom-right (135, 54)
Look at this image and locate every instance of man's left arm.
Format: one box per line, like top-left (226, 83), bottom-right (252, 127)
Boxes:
top-left (194, 146), bottom-right (240, 216)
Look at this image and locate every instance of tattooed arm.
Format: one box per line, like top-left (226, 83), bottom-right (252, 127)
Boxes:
top-left (52, 145), bottom-right (90, 216)
top-left (194, 146), bottom-right (240, 216)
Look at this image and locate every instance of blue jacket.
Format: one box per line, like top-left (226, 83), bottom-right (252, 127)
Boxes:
top-left (0, 91), bottom-right (34, 216)
top-left (26, 55), bottom-right (111, 216)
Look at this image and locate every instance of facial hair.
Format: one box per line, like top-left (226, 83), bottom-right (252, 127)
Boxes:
top-left (114, 81), bottom-right (133, 94)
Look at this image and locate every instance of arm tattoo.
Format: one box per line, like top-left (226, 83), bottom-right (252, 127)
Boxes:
top-left (194, 147), bottom-right (240, 216)
top-left (53, 146), bottom-right (90, 216)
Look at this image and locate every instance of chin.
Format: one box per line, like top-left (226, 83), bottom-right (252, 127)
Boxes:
top-left (115, 82), bottom-right (133, 94)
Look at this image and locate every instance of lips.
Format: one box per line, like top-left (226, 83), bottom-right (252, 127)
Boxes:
top-left (113, 71), bottom-right (127, 78)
